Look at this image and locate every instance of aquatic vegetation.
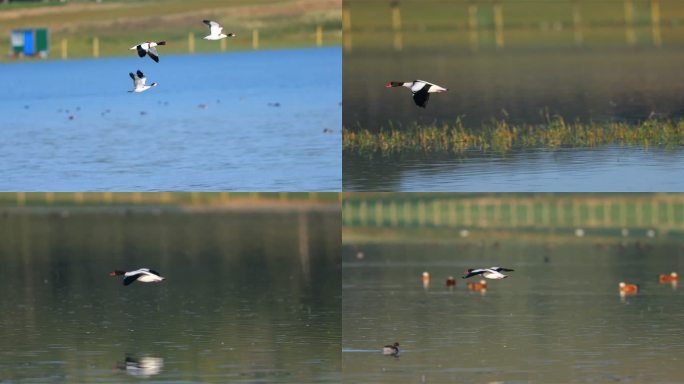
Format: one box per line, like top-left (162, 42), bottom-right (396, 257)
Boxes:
top-left (343, 117), bottom-right (684, 157)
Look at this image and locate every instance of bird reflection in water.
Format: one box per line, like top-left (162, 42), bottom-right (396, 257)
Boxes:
top-left (115, 355), bottom-right (164, 378)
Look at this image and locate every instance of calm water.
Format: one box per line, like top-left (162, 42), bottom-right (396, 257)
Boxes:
top-left (0, 47), bottom-right (341, 191)
top-left (343, 240), bottom-right (684, 383)
top-left (0, 208), bottom-right (340, 383)
top-left (344, 48), bottom-right (684, 130)
top-left (344, 146), bottom-right (684, 191)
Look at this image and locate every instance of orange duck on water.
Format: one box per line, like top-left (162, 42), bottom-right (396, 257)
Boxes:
top-left (619, 282), bottom-right (639, 295)
top-left (658, 272), bottom-right (678, 283)
top-left (467, 279), bottom-right (487, 292)
top-left (422, 272), bottom-right (430, 289)
top-left (446, 276), bottom-right (456, 287)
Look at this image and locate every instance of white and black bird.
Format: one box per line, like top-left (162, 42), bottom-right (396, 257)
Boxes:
top-left (128, 70), bottom-right (157, 93)
top-left (383, 342), bottom-right (400, 357)
top-left (203, 20), bottom-right (236, 40)
top-left (116, 356), bottom-right (164, 378)
top-left (462, 267), bottom-right (514, 280)
top-left (130, 41), bottom-right (166, 63)
top-left (385, 80), bottom-right (448, 108)
top-left (110, 268), bottom-right (165, 286)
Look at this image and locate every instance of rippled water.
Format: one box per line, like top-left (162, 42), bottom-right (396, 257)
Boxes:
top-left (0, 208), bottom-right (340, 383)
top-left (343, 241), bottom-right (684, 383)
top-left (0, 47), bottom-right (341, 191)
top-left (344, 146), bottom-right (684, 191)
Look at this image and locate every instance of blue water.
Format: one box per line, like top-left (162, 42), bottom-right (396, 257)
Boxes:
top-left (0, 47), bottom-right (341, 191)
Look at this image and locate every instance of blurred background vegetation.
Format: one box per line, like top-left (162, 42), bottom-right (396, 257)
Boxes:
top-left (0, 0), bottom-right (341, 61)
top-left (343, 193), bottom-right (684, 243)
top-left (0, 192), bottom-right (340, 208)
top-left (343, 0), bottom-right (684, 52)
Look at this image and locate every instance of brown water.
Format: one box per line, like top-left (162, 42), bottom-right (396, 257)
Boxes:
top-left (342, 240), bottom-right (684, 383)
top-left (344, 48), bottom-right (684, 130)
top-left (0, 208), bottom-right (341, 383)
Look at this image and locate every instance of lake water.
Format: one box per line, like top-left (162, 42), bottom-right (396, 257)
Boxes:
top-left (344, 146), bottom-right (684, 191)
top-left (0, 47), bottom-right (341, 191)
top-left (0, 207), bottom-right (341, 383)
top-left (342, 240), bottom-right (684, 383)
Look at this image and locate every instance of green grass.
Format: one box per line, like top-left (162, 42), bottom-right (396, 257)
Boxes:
top-left (343, 117), bottom-right (684, 156)
top-left (0, 0), bottom-right (340, 61)
top-left (0, 192), bottom-right (340, 207)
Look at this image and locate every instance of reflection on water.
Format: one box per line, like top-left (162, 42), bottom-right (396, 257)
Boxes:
top-left (344, 48), bottom-right (684, 130)
top-left (115, 355), bottom-right (164, 378)
top-left (344, 146), bottom-right (684, 191)
top-left (0, 208), bottom-right (340, 383)
top-left (343, 240), bottom-right (684, 383)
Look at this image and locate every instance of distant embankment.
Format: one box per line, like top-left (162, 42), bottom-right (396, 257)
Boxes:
top-left (0, 192), bottom-right (340, 213)
top-left (343, 193), bottom-right (684, 235)
top-left (0, 0), bottom-right (341, 61)
top-left (343, 0), bottom-right (684, 52)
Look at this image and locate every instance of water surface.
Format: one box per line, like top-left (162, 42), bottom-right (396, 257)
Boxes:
top-left (344, 48), bottom-right (684, 130)
top-left (0, 47), bottom-right (341, 191)
top-left (0, 208), bottom-right (341, 383)
top-left (343, 240), bottom-right (684, 383)
top-left (344, 146), bottom-right (684, 191)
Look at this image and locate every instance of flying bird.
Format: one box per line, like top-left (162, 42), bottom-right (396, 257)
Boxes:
top-left (385, 80), bottom-right (447, 108)
top-left (130, 41), bottom-right (166, 63)
top-left (203, 20), bottom-right (236, 40)
top-left (128, 70), bottom-right (158, 93)
top-left (462, 267), bottom-right (514, 280)
top-left (110, 268), bottom-right (165, 286)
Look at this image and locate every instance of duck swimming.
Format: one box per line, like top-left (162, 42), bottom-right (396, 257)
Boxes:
top-left (383, 342), bottom-right (400, 357)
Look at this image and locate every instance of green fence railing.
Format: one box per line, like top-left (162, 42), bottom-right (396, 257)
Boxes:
top-left (343, 193), bottom-right (684, 230)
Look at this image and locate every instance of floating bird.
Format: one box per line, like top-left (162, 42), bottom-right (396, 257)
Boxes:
top-left (619, 282), bottom-right (639, 295)
top-left (203, 20), bottom-right (236, 40)
top-left (467, 279), bottom-right (487, 291)
top-left (422, 271), bottom-right (430, 285)
top-left (130, 41), bottom-right (166, 63)
top-left (129, 70), bottom-right (158, 93)
top-left (116, 356), bottom-right (164, 378)
top-left (462, 267), bottom-right (514, 279)
top-left (658, 272), bottom-right (678, 283)
top-left (385, 80), bottom-right (447, 108)
top-left (446, 276), bottom-right (456, 287)
top-left (383, 342), bottom-right (400, 357)
top-left (110, 268), bottom-right (165, 286)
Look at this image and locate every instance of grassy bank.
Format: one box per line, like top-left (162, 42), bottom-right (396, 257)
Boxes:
top-left (0, 0), bottom-right (341, 61)
top-left (343, 117), bottom-right (684, 156)
top-left (0, 192), bottom-right (340, 208)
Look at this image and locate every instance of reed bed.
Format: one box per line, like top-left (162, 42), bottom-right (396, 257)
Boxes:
top-left (343, 117), bottom-right (684, 156)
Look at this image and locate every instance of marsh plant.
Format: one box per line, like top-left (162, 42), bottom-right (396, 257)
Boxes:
top-left (343, 116), bottom-right (684, 157)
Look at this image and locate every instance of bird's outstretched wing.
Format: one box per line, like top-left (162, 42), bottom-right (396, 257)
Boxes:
top-left (136, 45), bottom-right (147, 58)
top-left (148, 46), bottom-right (159, 63)
top-left (462, 268), bottom-right (486, 279)
top-left (412, 88), bottom-right (430, 108)
top-left (123, 274), bottom-right (141, 286)
top-left (203, 19), bottom-right (223, 35)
